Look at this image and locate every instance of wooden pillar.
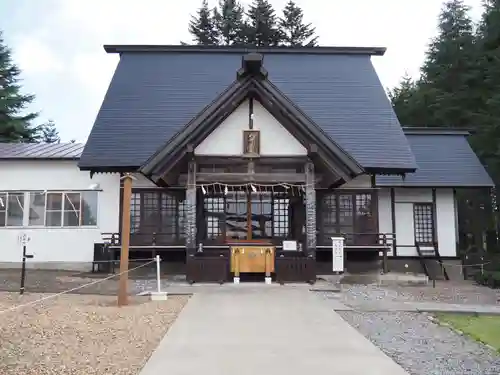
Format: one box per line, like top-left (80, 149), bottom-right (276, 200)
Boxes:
top-left (186, 159), bottom-right (197, 256)
top-left (118, 173), bottom-right (133, 307)
top-left (305, 161), bottom-right (316, 257)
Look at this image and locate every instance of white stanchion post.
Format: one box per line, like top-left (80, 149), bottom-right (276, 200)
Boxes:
top-left (156, 255), bottom-right (161, 293)
top-left (149, 256), bottom-right (168, 301)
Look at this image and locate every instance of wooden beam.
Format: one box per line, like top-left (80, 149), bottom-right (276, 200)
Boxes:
top-left (305, 161), bottom-right (316, 257)
top-left (118, 173), bottom-right (133, 307)
top-left (197, 156), bottom-right (309, 165)
top-left (185, 159), bottom-right (197, 255)
top-left (178, 172), bottom-right (318, 184)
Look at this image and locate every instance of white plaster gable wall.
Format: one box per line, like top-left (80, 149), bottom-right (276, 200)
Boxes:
top-left (0, 160), bottom-right (120, 270)
top-left (377, 187), bottom-right (457, 257)
top-left (195, 99), bottom-right (307, 156)
top-left (339, 174), bottom-right (372, 189)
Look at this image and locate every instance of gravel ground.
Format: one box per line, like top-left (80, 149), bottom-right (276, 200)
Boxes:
top-left (338, 310), bottom-right (500, 375)
top-left (337, 282), bottom-right (500, 306)
top-left (0, 268), bottom-right (185, 296)
top-left (0, 292), bottom-right (188, 375)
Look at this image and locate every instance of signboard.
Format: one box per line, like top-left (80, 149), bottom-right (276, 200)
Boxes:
top-left (18, 233), bottom-right (30, 246)
top-left (282, 240), bottom-right (297, 251)
top-left (331, 237), bottom-right (345, 273)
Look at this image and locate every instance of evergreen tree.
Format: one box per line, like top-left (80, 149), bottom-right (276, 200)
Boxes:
top-left (245, 0), bottom-right (281, 46)
top-left (41, 120), bottom-right (60, 143)
top-left (279, 0), bottom-right (318, 46)
top-left (390, 0), bottom-right (476, 129)
top-left (0, 31), bottom-right (40, 142)
top-left (418, 0), bottom-right (476, 128)
top-left (471, 0), bottom-right (500, 183)
top-left (188, 0), bottom-right (219, 45)
top-left (214, 0), bottom-right (246, 45)
top-left (388, 74), bottom-right (426, 126)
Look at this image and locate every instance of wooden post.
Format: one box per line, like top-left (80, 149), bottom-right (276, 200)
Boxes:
top-left (305, 161), bottom-right (316, 258)
top-left (118, 173), bottom-right (133, 307)
top-left (186, 159), bottom-right (197, 256)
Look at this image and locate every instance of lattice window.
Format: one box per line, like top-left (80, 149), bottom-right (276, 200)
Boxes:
top-left (130, 193), bottom-right (141, 234)
top-left (321, 194), bottom-right (337, 242)
top-left (414, 203), bottom-right (434, 244)
top-left (338, 194), bottom-right (353, 227)
top-left (273, 196), bottom-right (289, 238)
top-left (160, 194), bottom-right (177, 237)
top-left (318, 192), bottom-right (376, 245)
top-left (204, 197), bottom-right (224, 239)
top-left (129, 191), bottom-right (186, 240)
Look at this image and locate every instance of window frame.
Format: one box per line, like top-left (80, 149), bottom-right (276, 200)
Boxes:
top-left (0, 191), bottom-right (26, 228)
top-left (413, 202), bottom-right (435, 245)
top-left (44, 191), bottom-right (99, 228)
top-left (27, 191), bottom-right (48, 227)
top-left (0, 190), bottom-right (99, 229)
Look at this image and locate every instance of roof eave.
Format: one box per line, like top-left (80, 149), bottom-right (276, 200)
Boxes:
top-left (103, 44), bottom-right (386, 56)
top-left (402, 127), bottom-right (473, 136)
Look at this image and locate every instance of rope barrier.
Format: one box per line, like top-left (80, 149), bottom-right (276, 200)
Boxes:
top-left (428, 259), bottom-right (492, 268)
top-left (31, 258), bottom-right (156, 264)
top-left (0, 259), bottom-right (156, 315)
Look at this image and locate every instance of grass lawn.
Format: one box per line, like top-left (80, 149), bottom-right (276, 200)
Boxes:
top-left (437, 313), bottom-right (500, 352)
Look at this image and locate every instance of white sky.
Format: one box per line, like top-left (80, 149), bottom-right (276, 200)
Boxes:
top-left (0, 0), bottom-right (484, 142)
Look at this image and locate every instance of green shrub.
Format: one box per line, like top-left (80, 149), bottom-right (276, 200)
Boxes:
top-left (475, 270), bottom-right (500, 289)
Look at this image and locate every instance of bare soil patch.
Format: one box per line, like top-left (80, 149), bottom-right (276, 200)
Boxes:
top-left (0, 292), bottom-right (188, 375)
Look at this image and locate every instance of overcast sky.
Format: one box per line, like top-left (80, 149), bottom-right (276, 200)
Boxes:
top-left (0, 0), bottom-right (484, 142)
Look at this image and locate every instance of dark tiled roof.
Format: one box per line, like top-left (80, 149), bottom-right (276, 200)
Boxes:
top-left (0, 142), bottom-right (84, 160)
top-left (79, 47), bottom-right (416, 171)
top-left (377, 130), bottom-right (494, 187)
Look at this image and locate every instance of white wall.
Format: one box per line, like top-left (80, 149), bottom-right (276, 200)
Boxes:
top-left (0, 160), bottom-right (120, 270)
top-left (377, 187), bottom-right (458, 257)
top-left (195, 99), bottom-right (307, 156)
top-left (339, 174), bottom-right (372, 189)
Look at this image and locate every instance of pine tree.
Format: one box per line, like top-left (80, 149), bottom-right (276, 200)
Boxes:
top-left (389, 73), bottom-right (427, 126)
top-left (0, 31), bottom-right (40, 142)
top-left (418, 0), bottom-right (476, 128)
top-left (188, 0), bottom-right (219, 45)
top-left (41, 120), bottom-right (60, 143)
top-left (214, 0), bottom-right (246, 45)
top-left (279, 0), bottom-right (318, 46)
top-left (245, 0), bottom-right (281, 46)
top-left (472, 0), bottom-right (500, 184)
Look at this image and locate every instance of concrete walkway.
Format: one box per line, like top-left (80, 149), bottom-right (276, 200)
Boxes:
top-left (140, 285), bottom-right (409, 375)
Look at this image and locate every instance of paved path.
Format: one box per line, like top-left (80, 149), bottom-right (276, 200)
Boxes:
top-left (140, 285), bottom-right (409, 375)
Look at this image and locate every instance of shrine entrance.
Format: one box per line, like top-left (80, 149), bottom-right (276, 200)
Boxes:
top-left (202, 187), bottom-right (305, 282)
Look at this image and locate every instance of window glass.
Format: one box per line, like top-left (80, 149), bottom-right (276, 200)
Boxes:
top-left (6, 193), bottom-right (24, 226)
top-left (46, 193), bottom-right (63, 227)
top-left (81, 191), bottom-right (98, 226)
top-left (0, 192), bottom-right (6, 227)
top-left (28, 191), bottom-right (46, 226)
top-left (63, 193), bottom-right (81, 227)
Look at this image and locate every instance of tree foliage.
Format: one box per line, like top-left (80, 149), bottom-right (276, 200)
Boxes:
top-left (188, 0), bottom-right (318, 46)
top-left (389, 0), bottom-right (500, 181)
top-left (214, 0), bottom-right (246, 45)
top-left (41, 120), bottom-right (60, 143)
top-left (0, 31), bottom-right (43, 142)
top-left (0, 31), bottom-right (59, 143)
top-left (188, 0), bottom-right (219, 45)
top-left (279, 0), bottom-right (318, 47)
